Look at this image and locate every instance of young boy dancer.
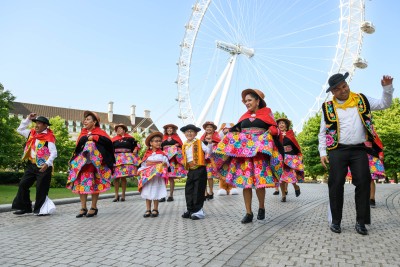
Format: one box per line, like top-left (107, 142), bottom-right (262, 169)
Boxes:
top-left (180, 124), bottom-right (212, 220)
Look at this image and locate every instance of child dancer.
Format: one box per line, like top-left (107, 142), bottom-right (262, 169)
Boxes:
top-left (180, 124), bottom-right (212, 220)
top-left (137, 132), bottom-right (169, 218)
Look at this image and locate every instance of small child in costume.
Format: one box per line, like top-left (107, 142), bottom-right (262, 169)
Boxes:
top-left (137, 132), bottom-right (169, 218)
top-left (200, 121), bottom-right (221, 200)
top-left (180, 124), bottom-right (212, 220)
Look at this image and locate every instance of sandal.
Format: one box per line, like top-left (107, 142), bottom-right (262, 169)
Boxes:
top-left (151, 209), bottom-right (159, 217)
top-left (143, 210), bottom-right (151, 218)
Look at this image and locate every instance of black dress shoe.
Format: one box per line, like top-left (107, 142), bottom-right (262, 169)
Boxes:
top-left (182, 211), bottom-right (191, 219)
top-left (13, 210), bottom-right (32, 215)
top-left (330, 223), bottom-right (341, 233)
top-left (159, 197), bottom-right (166, 202)
top-left (208, 193), bottom-right (214, 200)
top-left (86, 208), bottom-right (98, 217)
top-left (167, 196), bottom-right (174, 202)
top-left (273, 191), bottom-right (279, 195)
top-left (355, 222), bottom-right (368, 235)
top-left (295, 187), bottom-right (301, 197)
top-left (370, 199), bottom-right (376, 208)
top-left (257, 208), bottom-right (265, 220)
top-left (241, 212), bottom-right (253, 224)
top-left (76, 208), bottom-right (88, 218)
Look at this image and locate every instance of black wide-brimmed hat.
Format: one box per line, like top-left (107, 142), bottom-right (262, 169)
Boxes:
top-left (180, 124), bottom-right (201, 133)
top-left (32, 116), bottom-right (51, 126)
top-left (326, 72), bottom-right (349, 93)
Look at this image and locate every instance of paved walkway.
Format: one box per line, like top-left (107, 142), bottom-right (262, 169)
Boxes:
top-left (0, 184), bottom-right (399, 267)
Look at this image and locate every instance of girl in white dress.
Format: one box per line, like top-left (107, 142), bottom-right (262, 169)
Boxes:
top-left (137, 132), bottom-right (169, 218)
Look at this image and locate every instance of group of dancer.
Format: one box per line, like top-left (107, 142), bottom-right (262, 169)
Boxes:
top-left (11, 72), bottom-right (394, 234)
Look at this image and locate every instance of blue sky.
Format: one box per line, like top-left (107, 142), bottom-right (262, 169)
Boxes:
top-left (1, 0), bottom-right (399, 134)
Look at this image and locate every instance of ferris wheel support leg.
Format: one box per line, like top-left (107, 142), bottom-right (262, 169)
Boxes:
top-left (214, 55), bottom-right (237, 127)
top-left (196, 59), bottom-right (232, 126)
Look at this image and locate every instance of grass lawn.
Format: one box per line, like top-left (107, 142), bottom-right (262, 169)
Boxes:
top-left (0, 183), bottom-right (185, 205)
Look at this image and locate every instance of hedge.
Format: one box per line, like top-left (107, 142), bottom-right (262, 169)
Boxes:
top-left (0, 171), bottom-right (68, 188)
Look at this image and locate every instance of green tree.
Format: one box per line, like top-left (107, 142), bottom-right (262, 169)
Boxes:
top-left (132, 132), bottom-right (146, 158)
top-left (49, 116), bottom-right (75, 172)
top-left (297, 113), bottom-right (327, 180)
top-left (0, 83), bottom-right (25, 170)
top-left (372, 97), bottom-right (400, 181)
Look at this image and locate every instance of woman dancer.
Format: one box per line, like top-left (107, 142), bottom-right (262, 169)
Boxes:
top-left (112, 123), bottom-right (140, 202)
top-left (276, 118), bottom-right (303, 202)
top-left (67, 111), bottom-right (115, 218)
top-left (214, 89), bottom-right (283, 223)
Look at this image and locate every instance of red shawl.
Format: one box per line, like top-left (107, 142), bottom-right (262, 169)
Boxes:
top-left (162, 133), bottom-right (183, 146)
top-left (77, 127), bottom-right (111, 144)
top-left (238, 107), bottom-right (276, 125)
top-left (141, 148), bottom-right (165, 162)
top-left (112, 133), bottom-right (133, 142)
top-left (26, 128), bottom-right (56, 149)
top-left (200, 132), bottom-right (221, 143)
top-left (238, 107), bottom-right (278, 135)
top-left (280, 130), bottom-right (301, 152)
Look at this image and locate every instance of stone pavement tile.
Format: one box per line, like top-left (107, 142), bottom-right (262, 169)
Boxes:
top-left (172, 254), bottom-right (189, 261)
top-left (1, 184), bottom-right (399, 267)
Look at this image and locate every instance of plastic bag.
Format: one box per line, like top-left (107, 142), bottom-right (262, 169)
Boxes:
top-left (38, 196), bottom-right (56, 215)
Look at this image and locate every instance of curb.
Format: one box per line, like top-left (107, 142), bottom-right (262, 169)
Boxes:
top-left (0, 187), bottom-right (184, 213)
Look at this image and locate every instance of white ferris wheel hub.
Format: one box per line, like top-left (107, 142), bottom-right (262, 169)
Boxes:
top-left (216, 41), bottom-right (254, 58)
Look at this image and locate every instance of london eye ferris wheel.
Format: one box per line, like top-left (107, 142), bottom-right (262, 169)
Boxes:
top-left (175, 0), bottom-right (375, 132)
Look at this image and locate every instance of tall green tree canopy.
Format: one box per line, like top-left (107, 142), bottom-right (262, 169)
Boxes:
top-left (372, 97), bottom-right (400, 179)
top-left (49, 116), bottom-right (75, 172)
top-left (0, 84), bottom-right (25, 170)
top-left (297, 113), bottom-right (326, 179)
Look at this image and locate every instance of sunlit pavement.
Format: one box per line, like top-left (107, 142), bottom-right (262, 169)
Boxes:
top-left (0, 183), bottom-right (399, 267)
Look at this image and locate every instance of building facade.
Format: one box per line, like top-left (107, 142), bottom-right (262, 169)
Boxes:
top-left (10, 101), bottom-right (158, 140)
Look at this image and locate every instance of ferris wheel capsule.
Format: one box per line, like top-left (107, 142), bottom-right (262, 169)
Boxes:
top-left (354, 57), bottom-right (368, 69)
top-left (361, 21), bottom-right (375, 34)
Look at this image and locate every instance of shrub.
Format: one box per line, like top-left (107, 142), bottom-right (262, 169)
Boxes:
top-left (0, 171), bottom-right (23, 184)
top-left (50, 173), bottom-right (68, 188)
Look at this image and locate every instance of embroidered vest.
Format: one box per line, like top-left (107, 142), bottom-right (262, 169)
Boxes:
top-left (22, 140), bottom-right (51, 167)
top-left (182, 139), bottom-right (205, 170)
top-left (322, 93), bottom-right (378, 150)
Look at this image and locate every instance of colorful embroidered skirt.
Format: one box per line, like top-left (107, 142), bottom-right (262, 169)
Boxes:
top-left (163, 145), bottom-right (187, 179)
top-left (346, 154), bottom-right (385, 181)
top-left (67, 141), bottom-right (112, 194)
top-left (280, 154), bottom-right (304, 184)
top-left (213, 129), bottom-right (283, 189)
top-left (206, 143), bottom-right (220, 179)
top-left (113, 152), bottom-right (140, 179)
top-left (137, 163), bottom-right (168, 192)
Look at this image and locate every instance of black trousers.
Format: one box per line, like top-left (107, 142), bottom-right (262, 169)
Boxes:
top-left (185, 166), bottom-right (207, 213)
top-left (12, 161), bottom-right (53, 213)
top-left (328, 144), bottom-right (371, 225)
